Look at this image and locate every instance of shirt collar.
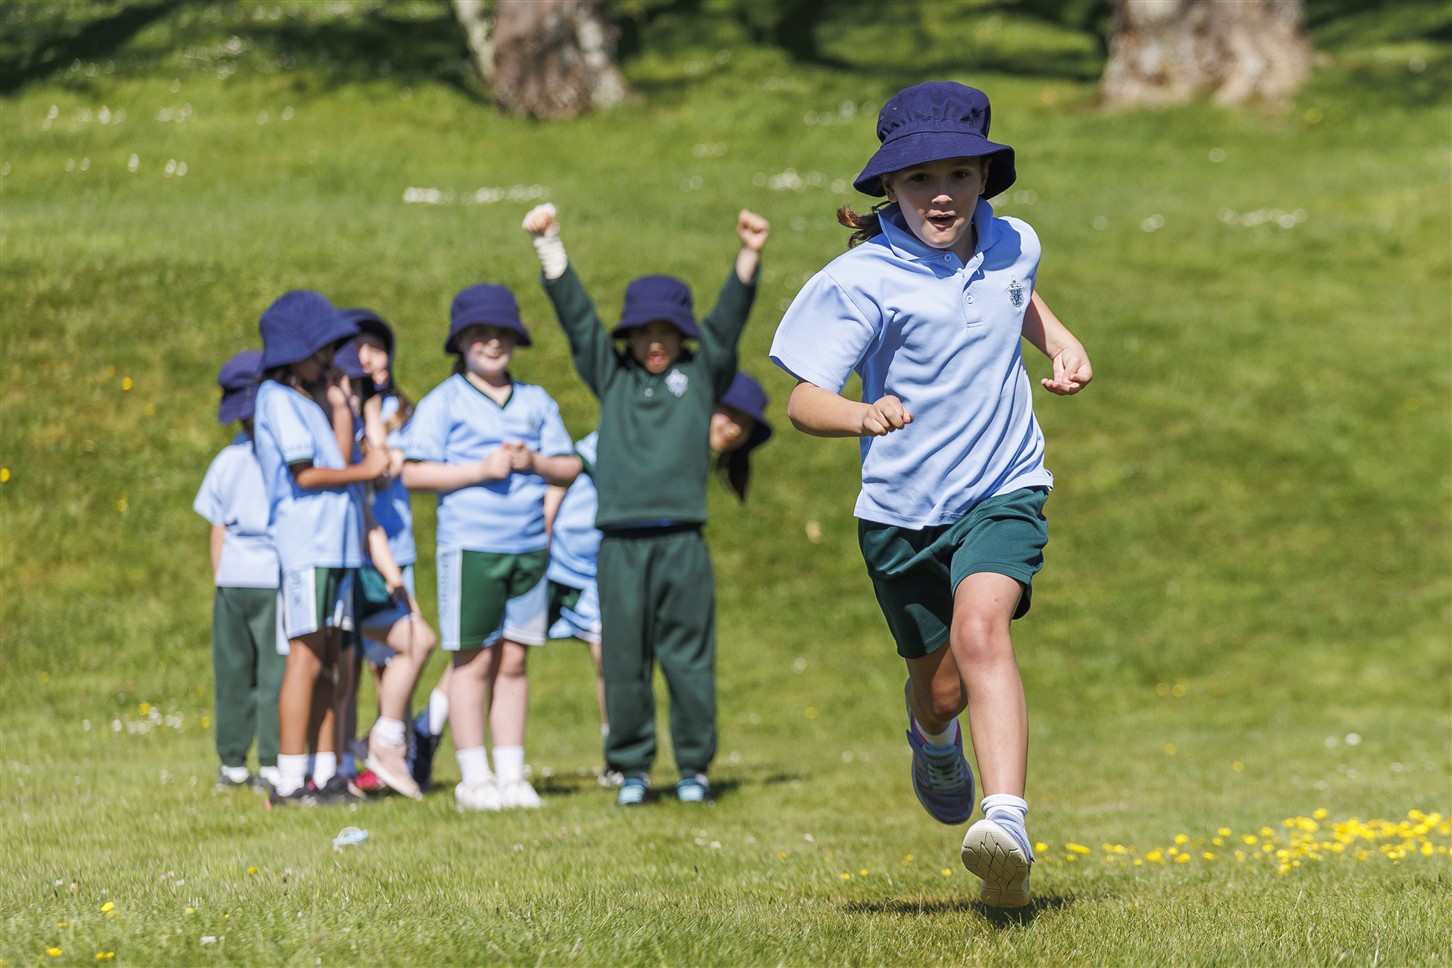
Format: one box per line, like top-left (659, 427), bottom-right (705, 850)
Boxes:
top-left (879, 198), bottom-right (999, 264)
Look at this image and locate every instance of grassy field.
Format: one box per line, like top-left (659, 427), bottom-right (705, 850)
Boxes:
top-left (1, 1), bottom-right (1449, 964)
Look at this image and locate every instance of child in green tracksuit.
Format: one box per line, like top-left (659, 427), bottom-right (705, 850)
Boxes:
top-left (522, 203), bottom-right (770, 805)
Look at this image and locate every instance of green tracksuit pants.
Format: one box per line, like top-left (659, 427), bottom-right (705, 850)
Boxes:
top-left (211, 585), bottom-right (286, 768)
top-left (598, 527), bottom-right (717, 778)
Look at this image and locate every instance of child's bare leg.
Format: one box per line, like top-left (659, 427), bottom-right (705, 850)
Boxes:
top-left (488, 640), bottom-right (529, 747)
top-left (278, 632), bottom-right (325, 755)
top-left (905, 645), bottom-right (968, 733)
top-left (447, 647), bottom-right (491, 752)
top-left (948, 572), bottom-right (1027, 798)
top-left (589, 640), bottom-right (608, 731)
top-left (374, 616), bottom-right (436, 722)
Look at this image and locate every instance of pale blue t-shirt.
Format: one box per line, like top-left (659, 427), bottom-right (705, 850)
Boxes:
top-left (193, 436), bottom-right (280, 588)
top-left (405, 374), bottom-right (575, 554)
top-left (369, 394), bottom-right (416, 567)
top-left (252, 380), bottom-right (365, 573)
top-left (770, 199), bottom-right (1052, 529)
top-left (547, 432), bottom-right (601, 589)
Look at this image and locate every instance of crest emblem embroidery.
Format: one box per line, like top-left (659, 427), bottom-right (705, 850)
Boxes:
top-left (665, 369), bottom-right (689, 398)
top-left (1008, 279), bottom-right (1025, 309)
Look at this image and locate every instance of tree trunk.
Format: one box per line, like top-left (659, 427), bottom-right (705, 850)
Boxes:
top-left (490, 0), bottom-right (631, 119)
top-left (1100, 0), bottom-right (1312, 108)
top-left (451, 0), bottom-right (494, 86)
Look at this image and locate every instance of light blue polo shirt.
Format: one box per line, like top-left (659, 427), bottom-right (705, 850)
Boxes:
top-left (547, 432), bottom-right (601, 589)
top-left (369, 394), bottom-right (417, 567)
top-left (252, 380), bottom-right (365, 573)
top-left (405, 374), bottom-right (574, 554)
top-left (770, 199), bottom-right (1052, 528)
top-left (193, 436), bottom-right (280, 588)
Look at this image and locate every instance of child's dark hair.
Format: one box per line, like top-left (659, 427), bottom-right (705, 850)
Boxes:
top-left (715, 450), bottom-right (751, 502)
top-left (837, 200), bottom-right (893, 249)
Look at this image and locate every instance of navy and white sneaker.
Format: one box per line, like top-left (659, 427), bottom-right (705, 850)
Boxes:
top-left (676, 774), bottom-right (710, 803)
top-left (616, 774), bottom-right (650, 806)
top-left (961, 818), bottom-right (1034, 908)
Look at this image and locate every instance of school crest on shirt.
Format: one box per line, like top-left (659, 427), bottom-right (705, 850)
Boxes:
top-left (1008, 279), bottom-right (1025, 309)
top-left (665, 369), bottom-right (689, 398)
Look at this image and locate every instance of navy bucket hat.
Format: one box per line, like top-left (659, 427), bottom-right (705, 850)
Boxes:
top-left (216, 349), bottom-right (263, 424)
top-left (446, 283), bottom-right (531, 353)
top-left (340, 308), bottom-right (395, 357)
top-left (259, 290), bottom-right (356, 369)
top-left (853, 81), bottom-right (1016, 200)
top-left (614, 275), bottom-right (701, 340)
top-left (719, 371), bottom-right (773, 454)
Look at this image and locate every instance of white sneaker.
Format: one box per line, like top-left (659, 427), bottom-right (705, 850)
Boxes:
top-left (960, 818), bottom-right (1033, 908)
top-left (497, 777), bottom-right (543, 809)
top-left (454, 777), bottom-right (503, 812)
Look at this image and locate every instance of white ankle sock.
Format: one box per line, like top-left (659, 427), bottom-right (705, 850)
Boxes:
top-left (981, 794), bottom-right (1033, 857)
top-left (457, 747), bottom-right (491, 787)
top-left (276, 754), bottom-right (308, 796)
top-left (312, 752), bottom-right (337, 786)
top-left (913, 717), bottom-right (960, 746)
top-left (427, 689), bottom-right (450, 736)
top-left (493, 745), bottom-right (525, 784)
top-left (372, 716), bottom-right (406, 748)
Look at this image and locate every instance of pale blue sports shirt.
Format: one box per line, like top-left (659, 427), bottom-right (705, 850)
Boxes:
top-left (252, 380), bottom-right (365, 573)
top-left (193, 436), bottom-right (280, 588)
top-left (547, 432), bottom-right (601, 589)
top-left (369, 394), bottom-right (417, 567)
top-left (770, 199), bottom-right (1053, 528)
top-left (405, 374), bottom-right (574, 554)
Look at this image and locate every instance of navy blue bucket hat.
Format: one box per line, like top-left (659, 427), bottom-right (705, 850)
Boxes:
top-left (340, 308), bottom-right (394, 357)
top-left (853, 81), bottom-right (1016, 200)
top-left (259, 290), bottom-right (356, 369)
top-left (614, 275), bottom-right (701, 340)
top-left (446, 283), bottom-right (531, 353)
top-left (216, 349), bottom-right (263, 424)
top-left (719, 372), bottom-right (773, 453)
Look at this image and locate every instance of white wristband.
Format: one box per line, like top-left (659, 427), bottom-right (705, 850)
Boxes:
top-left (532, 233), bottom-right (568, 280)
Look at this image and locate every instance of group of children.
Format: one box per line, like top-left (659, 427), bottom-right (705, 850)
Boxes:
top-left (197, 79), bottom-right (1092, 909)
top-left (196, 208), bottom-right (776, 813)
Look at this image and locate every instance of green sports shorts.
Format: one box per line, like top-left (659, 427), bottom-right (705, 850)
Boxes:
top-left (857, 487), bottom-right (1049, 660)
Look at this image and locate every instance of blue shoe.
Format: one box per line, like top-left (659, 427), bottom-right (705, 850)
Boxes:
top-left (905, 693), bottom-right (975, 825)
top-left (410, 713), bottom-right (439, 791)
top-left (616, 774), bottom-right (649, 806)
top-left (676, 774), bottom-right (710, 803)
top-left (961, 818), bottom-right (1033, 908)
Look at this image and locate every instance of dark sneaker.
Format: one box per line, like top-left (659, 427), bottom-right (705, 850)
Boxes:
top-left (410, 712), bottom-right (440, 791)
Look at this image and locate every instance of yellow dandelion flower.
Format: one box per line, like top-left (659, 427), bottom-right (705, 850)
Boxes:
top-left (0, 467), bottom-right (10, 483)
top-left (1163, 743), bottom-right (1178, 755)
top-left (1034, 842), bottom-right (1048, 854)
top-left (941, 868), bottom-right (953, 877)
top-left (138, 703), bottom-right (150, 716)
top-left (1231, 760), bottom-right (1245, 772)
top-left (902, 854), bottom-right (913, 863)
top-left (247, 866), bottom-right (259, 875)
top-left (121, 377), bottom-right (134, 391)
top-left (1260, 827), bottom-right (1275, 837)
top-left (1217, 828), bottom-right (1231, 837)
top-left (100, 901), bottom-right (115, 914)
top-left (1313, 808), bottom-right (1329, 820)
top-left (1174, 834), bottom-right (1189, 845)
top-left (200, 715), bottom-right (211, 729)
top-left (185, 907), bottom-right (196, 914)
top-left (1065, 842), bottom-right (1092, 855)
top-left (1174, 854), bottom-right (1191, 864)
top-left (96, 953), bottom-right (115, 961)
top-left (805, 707), bottom-right (818, 720)
top-left (1242, 834), bottom-right (1258, 845)
top-left (1212, 837), bottom-right (1224, 847)
top-left (1203, 852), bottom-right (1216, 860)
top-left (47, 948), bottom-right (63, 958)
top-left (57, 921), bottom-right (68, 928)
top-left (776, 851), bottom-right (787, 859)
top-left (1171, 681), bottom-right (1187, 698)
top-left (840, 872), bottom-right (852, 880)
top-left (1146, 849), bottom-right (1164, 863)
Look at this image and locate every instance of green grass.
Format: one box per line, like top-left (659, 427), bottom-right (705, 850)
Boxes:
top-left (2, 2), bottom-right (1450, 964)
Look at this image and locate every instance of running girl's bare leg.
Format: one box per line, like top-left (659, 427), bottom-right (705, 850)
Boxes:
top-left (948, 572), bottom-right (1027, 797)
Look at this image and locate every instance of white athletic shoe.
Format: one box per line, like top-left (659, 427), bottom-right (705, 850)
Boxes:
top-left (454, 777), bottom-right (503, 812)
top-left (497, 777), bottom-right (543, 809)
top-left (960, 818), bottom-right (1033, 908)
